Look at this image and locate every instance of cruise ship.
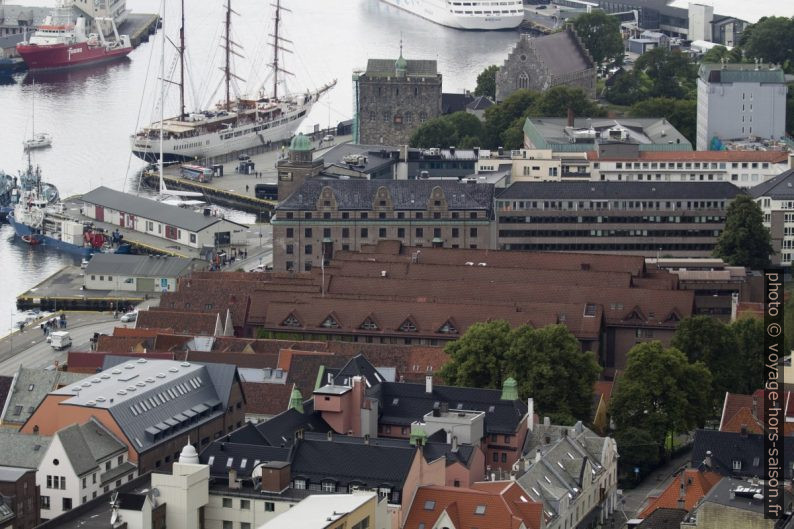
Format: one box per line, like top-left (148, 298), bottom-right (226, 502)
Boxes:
top-left (381, 0), bottom-right (524, 30)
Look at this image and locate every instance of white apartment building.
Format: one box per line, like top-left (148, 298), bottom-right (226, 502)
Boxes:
top-left (751, 161), bottom-right (794, 267)
top-left (696, 63), bottom-right (787, 151)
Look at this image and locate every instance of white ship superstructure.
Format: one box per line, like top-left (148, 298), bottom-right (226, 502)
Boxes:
top-left (381, 0), bottom-right (524, 30)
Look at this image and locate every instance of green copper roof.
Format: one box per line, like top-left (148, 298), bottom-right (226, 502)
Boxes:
top-left (289, 133), bottom-right (313, 152)
top-left (289, 384), bottom-right (304, 413)
top-left (395, 54), bottom-right (408, 72)
top-left (409, 424), bottom-right (428, 446)
top-left (501, 377), bottom-right (518, 401)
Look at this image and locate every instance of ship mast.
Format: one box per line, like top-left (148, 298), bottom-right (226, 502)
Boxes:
top-left (178, 0), bottom-right (185, 119)
top-left (269, 0), bottom-right (294, 101)
top-left (224, 0), bottom-right (231, 110)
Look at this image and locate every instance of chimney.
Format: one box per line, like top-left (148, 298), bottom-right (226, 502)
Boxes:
top-left (740, 424), bottom-right (748, 437)
top-left (449, 146), bottom-right (456, 155)
top-left (704, 450), bottom-right (712, 468)
top-left (567, 107), bottom-right (575, 127)
top-left (451, 435), bottom-right (459, 453)
top-left (327, 430), bottom-right (333, 441)
top-left (228, 468), bottom-right (240, 489)
top-left (677, 473), bottom-right (686, 509)
top-left (752, 396), bottom-right (758, 419)
top-left (527, 398), bottom-right (535, 432)
top-left (543, 416), bottom-right (550, 427)
top-left (425, 374), bottom-right (433, 394)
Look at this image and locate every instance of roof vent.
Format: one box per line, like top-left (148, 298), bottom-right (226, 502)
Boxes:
top-left (136, 382), bottom-right (146, 388)
top-left (137, 359), bottom-right (147, 364)
top-left (465, 261), bottom-right (474, 266)
top-left (96, 397), bottom-right (106, 402)
top-left (100, 375), bottom-right (111, 380)
top-left (86, 401), bottom-right (96, 407)
top-left (72, 386), bottom-right (81, 392)
top-left (180, 362), bottom-right (191, 367)
top-left (124, 364), bottom-right (135, 370)
top-left (169, 368), bottom-right (179, 373)
top-left (111, 369), bottom-right (122, 375)
top-left (145, 378), bottom-right (155, 383)
top-left (477, 262), bottom-right (487, 267)
top-left (127, 386), bottom-right (137, 392)
top-left (92, 378), bottom-right (101, 384)
top-left (117, 390), bottom-right (127, 396)
top-left (81, 382), bottom-right (91, 388)
top-left (156, 373), bottom-right (166, 379)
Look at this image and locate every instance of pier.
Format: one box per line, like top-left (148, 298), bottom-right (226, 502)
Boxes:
top-left (117, 12), bottom-right (160, 48)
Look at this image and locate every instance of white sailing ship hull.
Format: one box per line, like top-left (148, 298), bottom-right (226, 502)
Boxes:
top-left (380, 0), bottom-right (524, 30)
top-left (131, 103), bottom-right (312, 163)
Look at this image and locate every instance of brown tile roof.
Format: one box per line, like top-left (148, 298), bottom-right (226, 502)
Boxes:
top-left (136, 310), bottom-right (220, 335)
top-left (720, 407), bottom-right (765, 435)
top-left (404, 485), bottom-right (542, 529)
top-left (639, 468), bottom-right (722, 517)
top-left (111, 327), bottom-right (169, 338)
top-left (720, 390), bottom-right (793, 433)
top-left (240, 382), bottom-right (294, 416)
top-left (735, 302), bottom-right (764, 320)
top-left (187, 351), bottom-right (279, 370)
top-left (95, 335), bottom-right (152, 353)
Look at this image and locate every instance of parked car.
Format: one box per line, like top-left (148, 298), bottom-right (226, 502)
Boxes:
top-left (322, 134), bottom-right (334, 142)
top-left (50, 331), bottom-right (72, 351)
top-left (120, 311), bottom-right (138, 323)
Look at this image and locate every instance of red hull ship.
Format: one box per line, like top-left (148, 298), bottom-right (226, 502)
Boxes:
top-left (16, 4), bottom-right (131, 71)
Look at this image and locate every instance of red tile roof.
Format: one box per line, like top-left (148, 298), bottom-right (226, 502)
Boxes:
top-left (136, 310), bottom-right (220, 335)
top-left (241, 382), bottom-right (294, 416)
top-left (594, 380), bottom-right (615, 407)
top-left (404, 485), bottom-right (543, 529)
top-left (720, 390), bottom-right (794, 436)
top-left (639, 468), bottom-right (722, 518)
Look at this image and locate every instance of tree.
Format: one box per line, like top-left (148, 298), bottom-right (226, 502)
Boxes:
top-left (614, 427), bottom-right (660, 473)
top-left (409, 112), bottom-right (484, 149)
top-left (700, 45), bottom-right (743, 64)
top-left (571, 11), bottom-right (624, 66)
top-left (482, 89), bottom-right (538, 149)
top-left (629, 97), bottom-right (696, 145)
top-left (441, 321), bottom-right (600, 421)
top-left (730, 317), bottom-right (764, 394)
top-left (604, 69), bottom-right (647, 106)
top-left (713, 194), bottom-right (773, 269)
top-left (610, 341), bottom-right (712, 457)
top-left (474, 65), bottom-right (498, 99)
top-left (528, 85), bottom-right (604, 118)
top-left (671, 316), bottom-right (741, 408)
top-left (740, 16), bottom-right (794, 73)
top-left (507, 324), bottom-right (601, 420)
top-left (445, 112), bottom-right (484, 145)
top-left (787, 89), bottom-right (794, 137)
top-left (633, 47), bottom-right (697, 99)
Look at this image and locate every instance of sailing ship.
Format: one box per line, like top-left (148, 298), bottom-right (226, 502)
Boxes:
top-left (131, 0), bottom-right (336, 163)
top-left (23, 80), bottom-right (52, 150)
top-left (16, 1), bottom-right (132, 70)
top-left (380, 0), bottom-right (524, 30)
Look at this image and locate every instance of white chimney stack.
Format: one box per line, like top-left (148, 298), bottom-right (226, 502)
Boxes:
top-left (425, 375), bottom-right (433, 394)
top-left (527, 398), bottom-right (534, 432)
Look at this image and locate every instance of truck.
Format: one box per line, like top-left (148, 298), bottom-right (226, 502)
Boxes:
top-left (50, 331), bottom-right (72, 351)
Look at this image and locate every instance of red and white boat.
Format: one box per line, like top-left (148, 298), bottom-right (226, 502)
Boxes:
top-left (16, 3), bottom-right (132, 71)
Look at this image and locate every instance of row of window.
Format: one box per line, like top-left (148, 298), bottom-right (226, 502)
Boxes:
top-left (368, 111), bottom-right (427, 124)
top-left (499, 229), bottom-right (721, 238)
top-left (496, 200), bottom-right (727, 211)
top-left (499, 215), bottom-right (726, 224)
top-left (286, 227), bottom-right (479, 251)
top-left (501, 243), bottom-right (717, 251)
top-left (284, 211), bottom-right (482, 220)
top-left (612, 161), bottom-right (769, 170)
top-left (600, 173), bottom-right (761, 183)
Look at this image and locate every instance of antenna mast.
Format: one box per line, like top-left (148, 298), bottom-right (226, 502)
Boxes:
top-left (179, 0), bottom-right (185, 119)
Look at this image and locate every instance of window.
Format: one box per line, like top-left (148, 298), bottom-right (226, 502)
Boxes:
top-left (189, 233), bottom-right (196, 244)
top-left (222, 522), bottom-right (233, 529)
top-left (424, 500), bottom-right (436, 510)
top-left (475, 505), bottom-right (487, 515)
top-left (304, 244), bottom-right (313, 255)
top-left (416, 227), bottom-right (423, 238)
top-left (361, 228), bottom-right (368, 238)
top-left (304, 228), bottom-right (312, 238)
top-left (286, 244), bottom-right (293, 255)
top-left (493, 452), bottom-right (499, 462)
top-left (342, 228), bottom-right (350, 238)
top-left (470, 227), bottom-right (478, 237)
top-left (732, 459), bottom-right (742, 470)
top-left (286, 228), bottom-right (294, 238)
top-left (322, 481), bottom-right (336, 492)
top-left (82, 477), bottom-right (86, 489)
top-left (62, 498), bottom-right (72, 511)
top-left (294, 479), bottom-right (306, 489)
top-left (397, 228), bottom-right (405, 238)
top-left (379, 228), bottom-right (386, 237)
top-left (240, 500), bottom-right (251, 510)
top-left (241, 524), bottom-right (251, 529)
top-left (41, 496), bottom-right (50, 509)
top-left (399, 319), bottom-right (417, 332)
top-left (265, 501), bottom-right (275, 512)
top-left (222, 497), bottom-right (232, 508)
top-left (60, 477), bottom-right (66, 490)
top-left (518, 72), bottom-right (529, 89)
top-left (46, 476), bottom-right (52, 489)
top-left (452, 228), bottom-right (459, 238)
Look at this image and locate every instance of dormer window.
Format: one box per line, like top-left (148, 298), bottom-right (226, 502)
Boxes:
top-left (399, 319), bottom-right (418, 332)
top-left (361, 317), bottom-right (379, 330)
top-left (321, 315), bottom-right (340, 328)
top-left (282, 313), bottom-right (301, 327)
top-left (732, 459), bottom-right (742, 470)
top-left (438, 320), bottom-right (457, 334)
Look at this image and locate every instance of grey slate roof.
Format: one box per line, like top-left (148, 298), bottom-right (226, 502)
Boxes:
top-left (50, 358), bottom-right (238, 454)
top-left (80, 186), bottom-right (229, 232)
top-left (277, 179), bottom-right (495, 212)
top-left (691, 429), bottom-right (794, 479)
top-left (467, 95), bottom-right (494, 111)
top-left (0, 466), bottom-right (33, 483)
top-left (320, 143), bottom-right (397, 175)
top-left (695, 477), bottom-right (766, 514)
top-left (57, 418), bottom-right (127, 477)
top-left (526, 117), bottom-right (691, 149)
top-left (749, 169), bottom-right (794, 200)
top-left (85, 254), bottom-right (198, 279)
top-left (636, 508), bottom-right (687, 529)
top-left (365, 58), bottom-right (438, 77)
top-left (0, 432), bottom-right (51, 469)
top-left (699, 63), bottom-right (786, 84)
top-left (526, 28), bottom-right (593, 75)
top-left (1, 368), bottom-right (86, 425)
top-left (497, 181), bottom-right (742, 200)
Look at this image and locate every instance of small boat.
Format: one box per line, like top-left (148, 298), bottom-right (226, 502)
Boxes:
top-left (21, 234), bottom-right (42, 245)
top-left (23, 132), bottom-right (52, 150)
top-left (0, 57), bottom-right (27, 76)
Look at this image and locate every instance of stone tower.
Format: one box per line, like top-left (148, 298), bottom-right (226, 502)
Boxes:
top-left (355, 45), bottom-right (442, 146)
top-left (277, 132), bottom-right (324, 202)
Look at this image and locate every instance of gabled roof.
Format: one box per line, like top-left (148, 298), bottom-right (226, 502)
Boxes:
top-left (0, 431), bottom-right (51, 469)
top-left (1, 368), bottom-right (86, 425)
top-left (750, 169), bottom-right (794, 200)
top-left (85, 254), bottom-right (199, 278)
top-left (56, 418), bottom-right (127, 477)
top-left (375, 380), bottom-right (527, 435)
top-left (496, 181), bottom-right (741, 200)
top-left (639, 468), bottom-right (722, 517)
top-left (522, 27), bottom-right (593, 74)
top-left (691, 429), bottom-right (794, 478)
top-left (636, 508), bottom-right (687, 529)
top-left (276, 179), bottom-right (494, 212)
top-left (136, 310), bottom-right (220, 335)
top-left (719, 389), bottom-right (793, 432)
top-left (467, 95), bottom-right (494, 111)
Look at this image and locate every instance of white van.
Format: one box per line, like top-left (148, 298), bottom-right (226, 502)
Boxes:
top-left (50, 331), bottom-right (72, 351)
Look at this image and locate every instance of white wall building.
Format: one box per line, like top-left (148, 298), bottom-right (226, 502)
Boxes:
top-left (80, 187), bottom-right (248, 251)
top-left (696, 63), bottom-right (788, 151)
top-left (750, 163), bottom-right (794, 267)
top-left (38, 418), bottom-right (136, 520)
top-left (688, 3), bottom-right (713, 42)
top-left (83, 254), bottom-right (205, 293)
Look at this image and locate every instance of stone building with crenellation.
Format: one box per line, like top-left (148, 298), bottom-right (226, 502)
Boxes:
top-left (495, 26), bottom-right (596, 102)
top-left (355, 48), bottom-right (442, 146)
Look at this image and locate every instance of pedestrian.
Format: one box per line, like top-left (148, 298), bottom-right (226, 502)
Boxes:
top-left (41, 323), bottom-right (45, 335)
top-left (246, 184), bottom-right (249, 193)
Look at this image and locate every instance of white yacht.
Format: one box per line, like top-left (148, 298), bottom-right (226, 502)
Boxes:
top-left (381, 0), bottom-right (525, 30)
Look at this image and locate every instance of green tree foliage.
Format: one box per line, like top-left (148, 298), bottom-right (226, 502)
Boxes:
top-left (614, 427), bottom-right (660, 472)
top-left (610, 342), bottom-right (712, 456)
top-left (570, 11), bottom-right (625, 66)
top-left (409, 112), bottom-right (484, 149)
top-left (629, 97), bottom-right (696, 145)
top-left (528, 86), bottom-right (604, 118)
top-left (740, 16), bottom-right (794, 73)
top-left (730, 317), bottom-right (765, 395)
top-left (474, 65), bottom-right (498, 99)
top-left (713, 194), bottom-right (773, 269)
top-left (604, 70), bottom-right (647, 106)
top-left (700, 45), bottom-right (743, 64)
top-left (441, 321), bottom-right (600, 420)
top-left (633, 47), bottom-right (697, 99)
top-left (785, 297), bottom-right (794, 354)
top-left (787, 89), bottom-right (794, 137)
top-left (483, 89), bottom-right (539, 149)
